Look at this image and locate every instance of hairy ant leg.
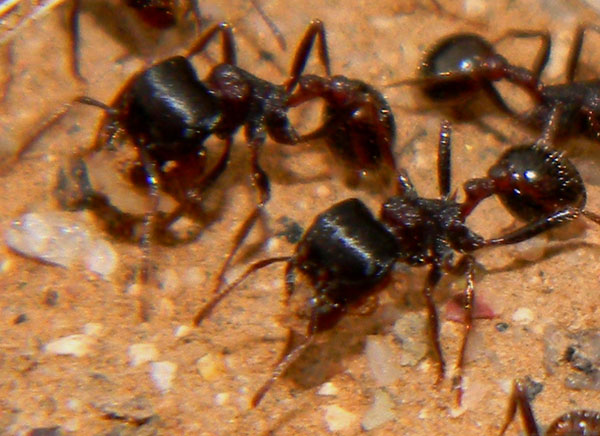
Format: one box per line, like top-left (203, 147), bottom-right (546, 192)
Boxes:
top-left (499, 378), bottom-right (600, 436)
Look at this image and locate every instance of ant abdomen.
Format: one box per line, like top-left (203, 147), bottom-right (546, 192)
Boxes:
top-left (420, 33), bottom-right (499, 104)
top-left (487, 145), bottom-right (586, 222)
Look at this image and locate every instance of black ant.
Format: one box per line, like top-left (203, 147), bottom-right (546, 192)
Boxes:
top-left (51, 19), bottom-right (399, 321)
top-left (193, 120), bottom-right (600, 406)
top-left (53, 18), bottom-right (398, 293)
top-left (392, 26), bottom-right (600, 143)
top-left (499, 378), bottom-right (600, 435)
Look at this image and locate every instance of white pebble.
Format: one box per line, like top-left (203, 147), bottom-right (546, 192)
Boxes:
top-left (150, 361), bottom-right (177, 393)
top-left (317, 382), bottom-right (339, 396)
top-left (45, 334), bottom-right (94, 357)
top-left (365, 335), bottom-right (403, 386)
top-left (128, 343), bottom-right (159, 367)
top-left (361, 389), bottom-right (396, 431)
top-left (323, 405), bottom-right (358, 432)
top-left (5, 212), bottom-right (118, 279)
top-left (215, 392), bottom-right (230, 406)
top-left (83, 323), bottom-right (103, 337)
top-left (197, 353), bottom-right (226, 381)
top-left (512, 307), bottom-right (535, 325)
top-left (512, 236), bottom-right (546, 262)
top-left (174, 325), bottom-right (192, 338)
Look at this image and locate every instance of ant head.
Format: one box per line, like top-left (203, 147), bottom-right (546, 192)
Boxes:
top-left (488, 145), bottom-right (586, 222)
top-left (420, 33), bottom-right (502, 104)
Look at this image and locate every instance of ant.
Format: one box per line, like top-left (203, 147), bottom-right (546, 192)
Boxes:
top-left (391, 26), bottom-right (600, 142)
top-left (54, 18), bottom-right (399, 295)
top-left (51, 18), bottom-right (399, 322)
top-left (193, 120), bottom-right (599, 406)
top-left (499, 378), bottom-right (600, 435)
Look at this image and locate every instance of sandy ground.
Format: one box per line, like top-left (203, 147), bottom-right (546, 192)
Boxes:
top-left (3, 0), bottom-right (600, 434)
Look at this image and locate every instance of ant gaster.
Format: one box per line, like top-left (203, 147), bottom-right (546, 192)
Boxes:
top-left (194, 121), bottom-right (593, 406)
top-left (499, 378), bottom-right (600, 436)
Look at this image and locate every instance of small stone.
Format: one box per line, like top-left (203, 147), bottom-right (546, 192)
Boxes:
top-left (323, 404), bottom-right (358, 432)
top-left (128, 343), bottom-right (158, 367)
top-left (512, 236), bottom-right (546, 262)
top-left (159, 269), bottom-right (181, 294)
top-left (215, 392), bottom-right (229, 405)
top-left (83, 239), bottom-right (117, 278)
top-left (150, 361), bottom-right (177, 393)
top-left (174, 325), bottom-right (192, 338)
top-left (29, 427), bottom-right (62, 436)
top-left (83, 323), bottom-right (102, 337)
top-left (197, 353), bottom-right (226, 381)
top-left (13, 313), bottom-right (27, 324)
top-left (365, 335), bottom-right (404, 386)
top-left (361, 389), bottom-right (396, 431)
top-left (392, 314), bottom-right (428, 366)
top-left (495, 322), bottom-right (509, 332)
top-left (45, 334), bottom-right (94, 357)
top-left (317, 382), bottom-right (338, 396)
top-left (512, 307), bottom-right (534, 325)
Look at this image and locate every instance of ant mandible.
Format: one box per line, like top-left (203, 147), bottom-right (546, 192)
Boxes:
top-left (499, 378), bottom-right (600, 435)
top-left (193, 120), bottom-right (594, 406)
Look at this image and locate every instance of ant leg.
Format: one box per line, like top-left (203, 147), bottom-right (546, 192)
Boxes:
top-left (186, 21), bottom-right (237, 65)
top-left (284, 259), bottom-right (297, 302)
top-left (492, 30), bottom-right (551, 82)
top-left (56, 157), bottom-right (146, 241)
top-left (248, 0), bottom-right (286, 51)
top-left (438, 120), bottom-right (452, 199)
top-left (212, 133), bottom-right (271, 296)
top-left (451, 254), bottom-right (475, 407)
top-left (285, 19), bottom-right (331, 93)
top-left (193, 256), bottom-right (291, 326)
top-left (189, 0), bottom-right (204, 32)
top-left (499, 379), bottom-right (540, 436)
top-left (252, 306), bottom-right (319, 407)
top-left (423, 264), bottom-right (445, 383)
top-left (484, 206), bottom-right (580, 247)
top-left (3, 102), bottom-right (74, 173)
top-left (565, 25), bottom-right (600, 83)
top-left (136, 147), bottom-right (162, 321)
top-left (68, 0), bottom-right (86, 82)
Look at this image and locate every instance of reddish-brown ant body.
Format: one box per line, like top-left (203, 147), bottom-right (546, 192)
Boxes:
top-left (499, 378), bottom-right (600, 436)
top-left (193, 121), bottom-right (600, 406)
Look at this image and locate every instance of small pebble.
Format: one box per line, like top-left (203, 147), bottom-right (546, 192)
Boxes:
top-left (197, 353), bottom-right (226, 381)
top-left (495, 322), bottom-right (509, 332)
top-left (365, 335), bottom-right (403, 386)
top-left (83, 323), bottom-right (102, 337)
top-left (128, 343), bottom-right (159, 367)
top-left (150, 361), bottom-right (177, 393)
top-left (512, 307), bottom-right (534, 325)
top-left (13, 313), bottom-right (27, 324)
top-left (174, 325), bottom-right (192, 338)
top-left (317, 382), bottom-right (338, 396)
top-left (392, 314), bottom-right (428, 366)
top-left (512, 236), bottom-right (546, 261)
top-left (361, 389), bottom-right (396, 431)
top-left (215, 392), bottom-right (230, 406)
top-left (45, 334), bottom-right (94, 357)
top-left (5, 212), bottom-right (118, 279)
top-left (323, 405), bottom-right (358, 432)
